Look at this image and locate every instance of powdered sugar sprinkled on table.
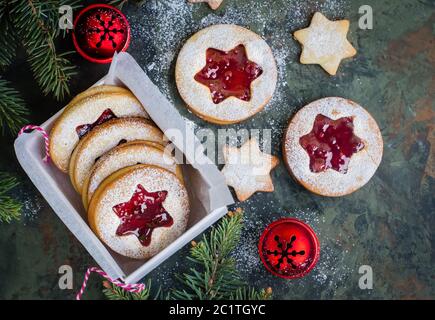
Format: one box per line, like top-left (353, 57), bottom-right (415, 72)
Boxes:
top-left (123, 0), bottom-right (358, 296)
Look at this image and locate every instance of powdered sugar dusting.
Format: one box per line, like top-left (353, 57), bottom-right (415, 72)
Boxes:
top-left (221, 138), bottom-right (279, 201)
top-left (232, 205), bottom-right (354, 294)
top-left (73, 118), bottom-right (165, 193)
top-left (301, 13), bottom-right (349, 58)
top-left (21, 192), bottom-right (43, 222)
top-left (50, 90), bottom-right (148, 171)
top-left (128, 1), bottom-right (195, 98)
top-left (86, 141), bottom-right (179, 204)
top-left (121, 0), bottom-right (358, 294)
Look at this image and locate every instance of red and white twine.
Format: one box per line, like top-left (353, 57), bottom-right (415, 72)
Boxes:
top-left (76, 267), bottom-right (145, 300)
top-left (18, 125), bottom-right (145, 300)
top-left (18, 125), bottom-right (50, 163)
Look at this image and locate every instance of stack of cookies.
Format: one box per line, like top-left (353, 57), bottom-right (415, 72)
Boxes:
top-left (50, 85), bottom-right (190, 259)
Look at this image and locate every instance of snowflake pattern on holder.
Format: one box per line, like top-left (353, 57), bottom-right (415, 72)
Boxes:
top-left (266, 235), bottom-right (305, 269)
top-left (88, 13), bottom-right (126, 49)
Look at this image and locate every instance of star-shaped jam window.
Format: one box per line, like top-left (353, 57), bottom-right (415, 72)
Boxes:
top-left (76, 108), bottom-right (117, 139)
top-left (112, 184), bottom-right (173, 246)
top-left (300, 114), bottom-right (365, 174)
top-left (194, 44), bottom-right (263, 104)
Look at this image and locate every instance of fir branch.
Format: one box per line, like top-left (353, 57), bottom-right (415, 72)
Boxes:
top-left (172, 209), bottom-right (271, 300)
top-left (103, 279), bottom-right (156, 300)
top-left (0, 3), bottom-right (17, 70)
top-left (230, 287), bottom-right (273, 300)
top-left (172, 211), bottom-right (243, 300)
top-left (0, 78), bottom-right (29, 134)
top-left (0, 172), bottom-right (22, 223)
top-left (10, 0), bottom-right (77, 100)
top-left (102, 209), bottom-right (272, 300)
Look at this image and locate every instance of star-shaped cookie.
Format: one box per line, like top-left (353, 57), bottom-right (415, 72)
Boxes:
top-left (221, 138), bottom-right (279, 201)
top-left (188, 0), bottom-right (223, 10)
top-left (294, 12), bottom-right (357, 75)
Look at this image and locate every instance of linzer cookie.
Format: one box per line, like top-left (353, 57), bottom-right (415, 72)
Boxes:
top-left (176, 24), bottom-right (277, 124)
top-left (88, 164), bottom-right (190, 259)
top-left (82, 140), bottom-right (182, 209)
top-left (50, 86), bottom-right (149, 172)
top-left (283, 97), bottom-right (383, 197)
top-left (65, 85), bottom-right (130, 110)
top-left (69, 117), bottom-right (166, 194)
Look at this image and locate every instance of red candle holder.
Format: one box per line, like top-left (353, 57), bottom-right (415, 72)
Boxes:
top-left (258, 218), bottom-right (320, 279)
top-left (72, 4), bottom-right (131, 64)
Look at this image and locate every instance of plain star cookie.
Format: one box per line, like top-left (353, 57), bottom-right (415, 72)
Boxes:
top-left (188, 0), bottom-right (223, 10)
top-left (176, 24), bottom-right (277, 124)
top-left (283, 97), bottom-right (383, 197)
top-left (293, 12), bottom-right (357, 75)
top-left (221, 138), bottom-right (279, 201)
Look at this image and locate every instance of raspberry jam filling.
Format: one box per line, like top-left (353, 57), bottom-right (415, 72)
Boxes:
top-left (259, 218), bottom-right (319, 279)
top-left (112, 184), bottom-right (173, 246)
top-left (299, 114), bottom-right (365, 174)
top-left (194, 44), bottom-right (263, 104)
top-left (76, 108), bottom-right (117, 139)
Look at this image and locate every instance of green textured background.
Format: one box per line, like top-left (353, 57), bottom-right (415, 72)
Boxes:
top-left (0, 0), bottom-right (434, 299)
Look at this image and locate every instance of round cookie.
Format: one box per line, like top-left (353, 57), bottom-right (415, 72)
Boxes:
top-left (69, 118), bottom-right (166, 194)
top-left (175, 24), bottom-right (277, 124)
top-left (283, 97), bottom-right (383, 197)
top-left (82, 140), bottom-right (182, 209)
top-left (50, 89), bottom-right (149, 172)
top-left (65, 85), bottom-right (130, 112)
top-left (88, 164), bottom-right (190, 259)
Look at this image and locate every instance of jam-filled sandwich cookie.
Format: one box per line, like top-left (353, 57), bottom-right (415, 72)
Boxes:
top-left (176, 24), bottom-right (277, 124)
top-left (283, 97), bottom-right (383, 197)
top-left (65, 85), bottom-right (130, 111)
top-left (88, 164), bottom-right (190, 259)
top-left (50, 85), bottom-right (149, 172)
top-left (221, 138), bottom-right (279, 201)
top-left (69, 117), bottom-right (166, 194)
top-left (82, 140), bottom-right (182, 209)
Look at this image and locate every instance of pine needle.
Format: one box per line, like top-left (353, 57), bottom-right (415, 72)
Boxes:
top-left (230, 287), bottom-right (273, 300)
top-left (0, 78), bottom-right (29, 134)
top-left (101, 209), bottom-right (272, 300)
top-left (0, 172), bottom-right (22, 223)
top-left (10, 0), bottom-right (77, 100)
top-left (171, 209), bottom-right (272, 300)
top-left (102, 279), bottom-right (156, 300)
top-left (0, 3), bottom-right (17, 70)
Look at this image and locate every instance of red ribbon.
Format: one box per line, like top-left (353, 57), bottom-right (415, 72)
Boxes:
top-left (18, 125), bottom-right (50, 163)
top-left (76, 267), bottom-right (145, 300)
